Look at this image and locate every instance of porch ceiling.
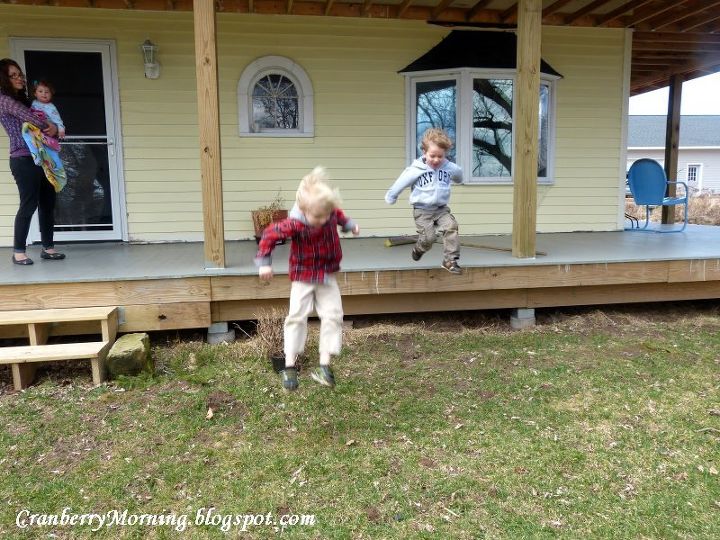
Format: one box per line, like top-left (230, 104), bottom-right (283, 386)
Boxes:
top-left (12, 0), bottom-right (720, 95)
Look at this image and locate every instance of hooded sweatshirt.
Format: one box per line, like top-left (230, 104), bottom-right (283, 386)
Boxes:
top-left (385, 157), bottom-right (463, 210)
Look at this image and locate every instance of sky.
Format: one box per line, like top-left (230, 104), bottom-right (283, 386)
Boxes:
top-left (629, 72), bottom-right (720, 115)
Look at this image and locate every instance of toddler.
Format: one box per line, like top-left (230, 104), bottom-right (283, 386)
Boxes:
top-left (385, 127), bottom-right (464, 274)
top-left (256, 167), bottom-right (360, 391)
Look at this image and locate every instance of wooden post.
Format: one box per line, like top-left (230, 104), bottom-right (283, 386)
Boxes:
top-left (512, 0), bottom-right (541, 258)
top-left (662, 74), bottom-right (682, 224)
top-left (194, 0), bottom-right (226, 268)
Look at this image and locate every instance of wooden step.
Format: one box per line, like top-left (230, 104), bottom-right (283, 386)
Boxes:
top-left (1, 307), bottom-right (119, 391)
top-left (0, 341), bottom-right (112, 390)
top-left (0, 306), bottom-right (117, 325)
top-left (0, 341), bottom-right (110, 364)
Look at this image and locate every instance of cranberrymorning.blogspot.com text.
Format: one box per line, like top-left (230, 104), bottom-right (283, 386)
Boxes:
top-left (15, 507), bottom-right (316, 533)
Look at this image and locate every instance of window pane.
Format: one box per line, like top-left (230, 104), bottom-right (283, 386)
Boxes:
top-left (252, 74), bottom-right (299, 129)
top-left (538, 83), bottom-right (549, 177)
top-left (472, 78), bottom-right (512, 178)
top-left (416, 80), bottom-right (456, 161)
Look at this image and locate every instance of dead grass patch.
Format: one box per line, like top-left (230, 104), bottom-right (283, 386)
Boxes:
top-left (625, 193), bottom-right (720, 225)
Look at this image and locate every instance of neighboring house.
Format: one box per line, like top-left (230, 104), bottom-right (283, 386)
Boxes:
top-left (627, 115), bottom-right (720, 195)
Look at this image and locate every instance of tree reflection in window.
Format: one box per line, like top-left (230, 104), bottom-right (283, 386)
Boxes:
top-left (416, 80), bottom-right (456, 161)
top-left (473, 79), bottom-right (512, 177)
top-left (252, 74), bottom-right (299, 130)
top-left (472, 79), bottom-right (549, 178)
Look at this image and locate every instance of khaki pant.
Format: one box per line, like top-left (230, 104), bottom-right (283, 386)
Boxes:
top-left (284, 275), bottom-right (344, 367)
top-left (413, 206), bottom-right (460, 262)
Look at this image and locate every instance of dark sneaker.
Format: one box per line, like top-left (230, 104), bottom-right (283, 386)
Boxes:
top-left (310, 366), bottom-right (336, 388)
top-left (441, 260), bottom-right (463, 274)
top-left (411, 248), bottom-right (423, 261)
top-left (280, 368), bottom-right (298, 392)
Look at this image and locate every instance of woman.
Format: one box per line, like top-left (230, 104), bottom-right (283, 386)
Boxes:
top-left (0, 58), bottom-right (65, 265)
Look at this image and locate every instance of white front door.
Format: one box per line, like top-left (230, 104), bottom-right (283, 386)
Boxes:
top-left (11, 38), bottom-right (127, 242)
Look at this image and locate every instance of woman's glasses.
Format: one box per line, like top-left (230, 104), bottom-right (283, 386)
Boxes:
top-left (9, 72), bottom-right (25, 80)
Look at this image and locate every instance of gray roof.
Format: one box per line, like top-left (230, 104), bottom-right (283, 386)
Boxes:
top-left (628, 115), bottom-right (720, 147)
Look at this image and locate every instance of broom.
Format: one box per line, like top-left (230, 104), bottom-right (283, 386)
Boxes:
top-left (384, 235), bottom-right (547, 256)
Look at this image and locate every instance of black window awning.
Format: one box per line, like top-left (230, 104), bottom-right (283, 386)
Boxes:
top-left (399, 30), bottom-right (562, 78)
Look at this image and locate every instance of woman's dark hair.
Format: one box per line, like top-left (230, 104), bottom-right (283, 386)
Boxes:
top-left (0, 58), bottom-right (30, 105)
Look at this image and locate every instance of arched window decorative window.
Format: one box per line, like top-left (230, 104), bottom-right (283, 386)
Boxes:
top-left (238, 56), bottom-right (314, 137)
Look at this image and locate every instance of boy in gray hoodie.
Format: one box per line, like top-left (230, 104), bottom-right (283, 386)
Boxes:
top-left (385, 128), bottom-right (464, 274)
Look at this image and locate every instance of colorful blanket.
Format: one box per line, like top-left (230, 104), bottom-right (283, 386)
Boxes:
top-left (21, 122), bottom-right (67, 192)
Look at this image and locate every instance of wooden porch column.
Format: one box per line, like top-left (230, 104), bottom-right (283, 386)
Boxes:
top-left (194, 0), bottom-right (225, 268)
top-left (512, 0), bottom-right (541, 258)
top-left (661, 74), bottom-right (682, 224)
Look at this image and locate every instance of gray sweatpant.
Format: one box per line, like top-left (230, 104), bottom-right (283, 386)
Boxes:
top-left (413, 206), bottom-right (460, 262)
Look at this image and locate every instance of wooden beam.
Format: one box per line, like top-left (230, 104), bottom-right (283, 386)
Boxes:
top-left (542, 0), bottom-right (572, 19)
top-left (465, 0), bottom-right (492, 22)
top-left (626, 0), bottom-right (684, 27)
top-left (362, 0), bottom-right (373, 15)
top-left (683, 14), bottom-right (720, 33)
top-left (595, 0), bottom-right (650, 26)
top-left (193, 0), bottom-right (225, 269)
top-left (661, 74), bottom-right (681, 225)
top-left (565, 0), bottom-right (613, 25)
top-left (431, 0), bottom-right (454, 19)
top-left (248, 0), bottom-right (253, 12)
top-left (631, 55), bottom-right (720, 92)
top-left (324, 0), bottom-right (333, 15)
top-left (512, 0), bottom-right (540, 259)
top-left (678, 11), bottom-right (720, 33)
top-left (500, 1), bottom-right (517, 23)
top-left (633, 32), bottom-right (720, 45)
top-left (645, 0), bottom-right (720, 31)
top-left (286, 0), bottom-right (292, 14)
top-left (632, 40), bottom-right (720, 53)
top-left (397, 0), bottom-right (413, 17)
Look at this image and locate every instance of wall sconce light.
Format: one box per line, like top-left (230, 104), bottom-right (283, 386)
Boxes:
top-left (141, 39), bottom-right (160, 79)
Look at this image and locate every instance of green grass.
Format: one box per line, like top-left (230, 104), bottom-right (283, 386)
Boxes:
top-left (1, 306), bottom-right (719, 539)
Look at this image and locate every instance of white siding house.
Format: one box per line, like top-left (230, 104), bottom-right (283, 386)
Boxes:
top-left (627, 115), bottom-right (720, 194)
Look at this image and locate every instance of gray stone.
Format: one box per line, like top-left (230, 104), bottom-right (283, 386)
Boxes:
top-left (207, 329), bottom-right (236, 344)
top-left (207, 321), bottom-right (235, 344)
top-left (107, 333), bottom-right (153, 378)
top-left (510, 308), bottom-right (536, 330)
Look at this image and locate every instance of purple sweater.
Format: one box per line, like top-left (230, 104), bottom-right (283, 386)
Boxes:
top-left (0, 93), bottom-right (47, 158)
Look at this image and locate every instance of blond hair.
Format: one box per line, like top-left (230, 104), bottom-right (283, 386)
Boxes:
top-left (296, 166), bottom-right (341, 212)
top-left (421, 127), bottom-right (453, 152)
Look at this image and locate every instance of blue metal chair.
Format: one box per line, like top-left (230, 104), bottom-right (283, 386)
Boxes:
top-left (626, 158), bottom-right (688, 233)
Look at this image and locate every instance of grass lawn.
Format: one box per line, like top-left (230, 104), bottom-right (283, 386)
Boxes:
top-left (1, 305), bottom-right (719, 539)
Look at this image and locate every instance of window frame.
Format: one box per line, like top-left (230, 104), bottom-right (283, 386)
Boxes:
top-left (237, 56), bottom-right (314, 138)
top-left (686, 163), bottom-right (702, 191)
top-left (405, 68), bottom-right (559, 185)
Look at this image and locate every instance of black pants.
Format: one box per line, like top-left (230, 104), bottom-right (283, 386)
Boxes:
top-left (9, 156), bottom-right (56, 252)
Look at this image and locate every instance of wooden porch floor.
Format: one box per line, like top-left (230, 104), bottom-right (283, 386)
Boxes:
top-left (1, 225), bottom-right (719, 335)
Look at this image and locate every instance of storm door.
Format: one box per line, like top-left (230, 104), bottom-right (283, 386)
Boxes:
top-left (12, 38), bottom-right (126, 241)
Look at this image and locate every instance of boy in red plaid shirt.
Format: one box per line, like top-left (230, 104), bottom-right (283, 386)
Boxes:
top-left (256, 167), bottom-right (360, 392)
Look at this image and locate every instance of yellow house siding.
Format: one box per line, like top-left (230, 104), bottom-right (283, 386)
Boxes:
top-left (540, 26), bottom-right (627, 232)
top-left (1, 7), bottom-right (627, 246)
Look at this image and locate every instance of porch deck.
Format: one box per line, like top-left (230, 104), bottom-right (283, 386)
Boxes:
top-left (1, 225), bottom-right (719, 335)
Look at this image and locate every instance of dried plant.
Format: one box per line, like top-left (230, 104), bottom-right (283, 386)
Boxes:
top-left (626, 193), bottom-right (720, 225)
top-left (252, 190), bottom-right (287, 232)
top-left (254, 307), bottom-right (286, 358)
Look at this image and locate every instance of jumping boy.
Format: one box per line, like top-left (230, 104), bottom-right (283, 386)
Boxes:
top-left (256, 166), bottom-right (360, 392)
top-left (385, 127), bottom-right (464, 274)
